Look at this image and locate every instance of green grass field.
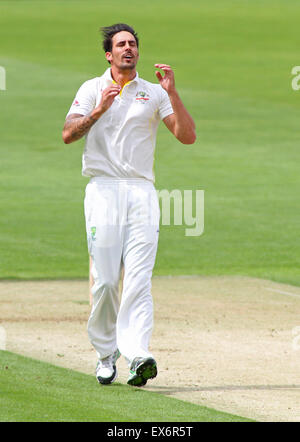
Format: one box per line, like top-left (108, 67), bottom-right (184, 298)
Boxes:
top-left (0, 351), bottom-right (253, 422)
top-left (0, 0), bottom-right (299, 284)
top-left (0, 0), bottom-right (299, 423)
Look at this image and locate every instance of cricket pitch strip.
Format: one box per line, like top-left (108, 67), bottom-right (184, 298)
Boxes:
top-left (1, 276), bottom-right (300, 422)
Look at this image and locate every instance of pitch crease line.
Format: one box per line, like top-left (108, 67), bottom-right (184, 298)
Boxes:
top-left (266, 287), bottom-right (300, 299)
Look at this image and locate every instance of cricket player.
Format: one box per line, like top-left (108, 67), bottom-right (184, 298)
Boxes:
top-left (62, 23), bottom-right (196, 386)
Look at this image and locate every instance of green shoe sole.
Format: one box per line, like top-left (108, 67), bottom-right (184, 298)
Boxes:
top-left (127, 358), bottom-right (157, 387)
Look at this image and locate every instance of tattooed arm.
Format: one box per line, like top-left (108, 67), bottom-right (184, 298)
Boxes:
top-left (62, 83), bottom-right (121, 144)
top-left (62, 113), bottom-right (98, 144)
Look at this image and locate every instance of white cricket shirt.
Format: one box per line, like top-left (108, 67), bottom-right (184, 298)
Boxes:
top-left (66, 68), bottom-right (174, 182)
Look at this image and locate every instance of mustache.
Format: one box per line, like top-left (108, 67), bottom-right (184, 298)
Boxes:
top-left (122, 52), bottom-right (134, 58)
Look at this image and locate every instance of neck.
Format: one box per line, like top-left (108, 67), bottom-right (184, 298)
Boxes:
top-left (110, 66), bottom-right (136, 88)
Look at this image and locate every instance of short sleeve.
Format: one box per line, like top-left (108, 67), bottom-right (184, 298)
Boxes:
top-left (158, 87), bottom-right (174, 120)
top-left (66, 79), bottom-right (97, 117)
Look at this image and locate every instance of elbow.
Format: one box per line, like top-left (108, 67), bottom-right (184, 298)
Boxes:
top-left (62, 130), bottom-right (72, 144)
top-left (179, 131), bottom-right (197, 145)
top-left (185, 132), bottom-right (197, 145)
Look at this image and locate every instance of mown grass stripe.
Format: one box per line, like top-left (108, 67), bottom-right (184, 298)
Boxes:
top-left (0, 351), bottom-right (253, 422)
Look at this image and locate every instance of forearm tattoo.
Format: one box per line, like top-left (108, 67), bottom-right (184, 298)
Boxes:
top-left (64, 113), bottom-right (98, 142)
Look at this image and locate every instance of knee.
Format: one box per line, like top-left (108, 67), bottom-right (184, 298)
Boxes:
top-left (93, 280), bottom-right (119, 296)
top-left (123, 276), bottom-right (152, 300)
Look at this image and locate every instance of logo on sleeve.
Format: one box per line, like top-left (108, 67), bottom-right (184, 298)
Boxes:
top-left (136, 91), bottom-right (150, 103)
top-left (72, 99), bottom-right (80, 107)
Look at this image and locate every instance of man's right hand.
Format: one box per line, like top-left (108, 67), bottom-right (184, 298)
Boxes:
top-left (62, 84), bottom-right (121, 144)
top-left (93, 84), bottom-right (122, 116)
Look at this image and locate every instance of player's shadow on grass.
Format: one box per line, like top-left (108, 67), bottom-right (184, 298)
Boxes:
top-left (148, 385), bottom-right (300, 394)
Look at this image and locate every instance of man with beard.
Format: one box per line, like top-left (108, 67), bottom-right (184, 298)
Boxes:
top-left (62, 23), bottom-right (196, 387)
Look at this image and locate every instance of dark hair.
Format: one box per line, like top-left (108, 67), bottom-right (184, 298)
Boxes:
top-left (100, 23), bottom-right (139, 53)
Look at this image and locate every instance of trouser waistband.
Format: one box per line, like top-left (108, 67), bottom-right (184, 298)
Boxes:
top-left (89, 177), bottom-right (154, 186)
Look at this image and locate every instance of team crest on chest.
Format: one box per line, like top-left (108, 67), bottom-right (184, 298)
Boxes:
top-left (135, 91), bottom-right (150, 103)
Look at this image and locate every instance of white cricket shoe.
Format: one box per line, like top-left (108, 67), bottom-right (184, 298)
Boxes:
top-left (96, 349), bottom-right (120, 385)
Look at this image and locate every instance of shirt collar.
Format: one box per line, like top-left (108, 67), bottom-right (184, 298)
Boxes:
top-left (103, 68), bottom-right (139, 85)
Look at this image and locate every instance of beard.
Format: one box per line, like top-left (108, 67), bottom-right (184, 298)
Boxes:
top-left (110, 50), bottom-right (138, 71)
top-left (118, 59), bottom-right (136, 70)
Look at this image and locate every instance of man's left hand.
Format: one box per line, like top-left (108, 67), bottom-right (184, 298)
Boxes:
top-left (155, 64), bottom-right (175, 94)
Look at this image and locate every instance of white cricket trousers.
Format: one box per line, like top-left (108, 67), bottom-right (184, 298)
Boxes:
top-left (84, 177), bottom-right (160, 365)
